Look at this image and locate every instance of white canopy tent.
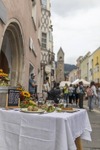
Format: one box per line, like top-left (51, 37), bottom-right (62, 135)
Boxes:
top-left (59, 81), bottom-right (71, 88)
top-left (79, 79), bottom-right (90, 86)
top-left (72, 79), bottom-right (79, 85)
top-left (72, 79), bottom-right (90, 86)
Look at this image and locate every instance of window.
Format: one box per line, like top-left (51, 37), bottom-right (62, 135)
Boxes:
top-left (97, 66), bottom-right (99, 72)
top-left (32, 0), bottom-right (37, 29)
top-left (0, 1), bottom-right (7, 24)
top-left (29, 63), bottom-right (34, 76)
top-left (41, 32), bottom-right (47, 49)
top-left (97, 78), bottom-right (99, 83)
top-left (42, 0), bottom-right (47, 8)
top-left (95, 56), bottom-right (99, 66)
top-left (51, 69), bottom-right (54, 76)
top-left (49, 31), bottom-right (53, 42)
top-left (59, 56), bottom-right (62, 60)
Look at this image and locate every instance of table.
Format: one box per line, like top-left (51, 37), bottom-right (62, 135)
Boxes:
top-left (0, 108), bottom-right (92, 150)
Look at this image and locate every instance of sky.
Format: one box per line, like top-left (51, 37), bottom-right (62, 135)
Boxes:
top-left (51, 0), bottom-right (100, 65)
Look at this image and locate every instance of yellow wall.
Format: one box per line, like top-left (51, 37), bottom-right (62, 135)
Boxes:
top-left (80, 52), bottom-right (90, 80)
top-left (93, 48), bottom-right (100, 83)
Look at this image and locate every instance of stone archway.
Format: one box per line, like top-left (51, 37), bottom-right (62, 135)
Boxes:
top-left (0, 22), bottom-right (24, 86)
top-left (0, 51), bottom-right (9, 73)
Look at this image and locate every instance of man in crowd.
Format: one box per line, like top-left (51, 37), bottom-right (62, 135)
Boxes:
top-left (78, 81), bottom-right (85, 108)
top-left (29, 73), bottom-right (37, 97)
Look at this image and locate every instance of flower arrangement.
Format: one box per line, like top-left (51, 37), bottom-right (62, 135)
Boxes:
top-left (0, 69), bottom-right (10, 86)
top-left (17, 83), bottom-right (31, 100)
top-left (17, 83), bottom-right (34, 108)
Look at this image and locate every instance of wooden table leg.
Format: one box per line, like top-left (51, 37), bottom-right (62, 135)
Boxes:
top-left (75, 136), bottom-right (83, 150)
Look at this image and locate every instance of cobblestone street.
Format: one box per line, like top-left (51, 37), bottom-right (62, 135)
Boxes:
top-left (82, 100), bottom-right (100, 150)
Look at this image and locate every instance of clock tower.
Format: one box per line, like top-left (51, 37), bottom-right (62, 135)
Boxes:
top-left (56, 47), bottom-right (64, 83)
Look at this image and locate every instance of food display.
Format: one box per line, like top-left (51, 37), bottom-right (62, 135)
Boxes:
top-left (20, 108), bottom-right (45, 113)
top-left (27, 106), bottom-right (38, 111)
top-left (56, 107), bottom-right (62, 112)
top-left (54, 103), bottom-right (64, 108)
top-left (45, 105), bottom-right (55, 113)
top-left (57, 103), bottom-right (64, 108)
top-left (20, 99), bottom-right (37, 108)
top-left (20, 100), bottom-right (40, 112)
top-left (20, 99), bottom-right (56, 113)
top-left (20, 98), bottom-right (79, 113)
top-left (62, 107), bottom-right (79, 113)
top-left (62, 107), bottom-right (73, 111)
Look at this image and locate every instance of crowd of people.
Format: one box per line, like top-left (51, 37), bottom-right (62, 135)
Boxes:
top-left (61, 81), bottom-right (85, 108)
top-left (62, 81), bottom-right (100, 111)
top-left (45, 80), bottom-right (100, 111)
top-left (28, 73), bottom-right (100, 111)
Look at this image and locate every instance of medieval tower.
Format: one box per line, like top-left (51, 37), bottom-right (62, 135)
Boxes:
top-left (56, 47), bottom-right (64, 83)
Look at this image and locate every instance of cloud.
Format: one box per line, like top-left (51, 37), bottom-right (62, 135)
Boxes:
top-left (51, 0), bottom-right (100, 64)
top-left (51, 0), bottom-right (100, 17)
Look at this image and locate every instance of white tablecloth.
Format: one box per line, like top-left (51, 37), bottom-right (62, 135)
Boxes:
top-left (0, 108), bottom-right (92, 150)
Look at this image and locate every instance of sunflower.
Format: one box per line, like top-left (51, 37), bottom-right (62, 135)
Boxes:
top-left (0, 69), bottom-right (10, 86)
top-left (21, 90), bottom-right (30, 98)
top-left (17, 87), bottom-right (23, 91)
top-left (0, 73), bottom-right (3, 77)
top-left (0, 69), bottom-right (3, 73)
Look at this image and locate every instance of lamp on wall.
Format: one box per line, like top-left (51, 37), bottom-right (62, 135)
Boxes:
top-left (49, 25), bottom-right (53, 31)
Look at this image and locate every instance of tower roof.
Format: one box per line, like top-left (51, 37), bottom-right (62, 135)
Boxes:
top-left (57, 47), bottom-right (64, 55)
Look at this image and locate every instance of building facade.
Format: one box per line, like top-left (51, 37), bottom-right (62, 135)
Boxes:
top-left (40, 0), bottom-right (55, 89)
top-left (80, 52), bottom-right (91, 80)
top-left (88, 54), bottom-right (93, 82)
top-left (69, 47), bottom-right (100, 85)
top-left (76, 56), bottom-right (83, 79)
top-left (0, 0), bottom-right (42, 91)
top-left (69, 68), bottom-right (78, 83)
top-left (92, 47), bottom-right (100, 83)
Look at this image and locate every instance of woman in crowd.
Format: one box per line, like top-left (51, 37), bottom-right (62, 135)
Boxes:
top-left (29, 73), bottom-right (37, 98)
top-left (68, 84), bottom-right (74, 104)
top-left (63, 83), bottom-right (69, 107)
top-left (42, 77), bottom-right (50, 103)
top-left (77, 81), bottom-right (85, 108)
top-left (74, 84), bottom-right (79, 106)
top-left (97, 85), bottom-right (100, 108)
top-left (88, 81), bottom-right (97, 111)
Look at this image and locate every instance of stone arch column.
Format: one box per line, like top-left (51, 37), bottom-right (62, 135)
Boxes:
top-left (0, 20), bottom-right (24, 86)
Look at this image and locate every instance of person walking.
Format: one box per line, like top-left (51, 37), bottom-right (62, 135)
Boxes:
top-left (78, 81), bottom-right (85, 108)
top-left (97, 85), bottom-right (100, 108)
top-left (68, 84), bottom-right (74, 104)
top-left (74, 84), bottom-right (79, 106)
top-left (63, 83), bottom-right (69, 107)
top-left (29, 73), bottom-right (37, 97)
top-left (42, 78), bottom-right (50, 103)
top-left (87, 81), bottom-right (97, 111)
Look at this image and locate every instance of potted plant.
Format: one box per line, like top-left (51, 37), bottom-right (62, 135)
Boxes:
top-left (0, 69), bottom-right (10, 107)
